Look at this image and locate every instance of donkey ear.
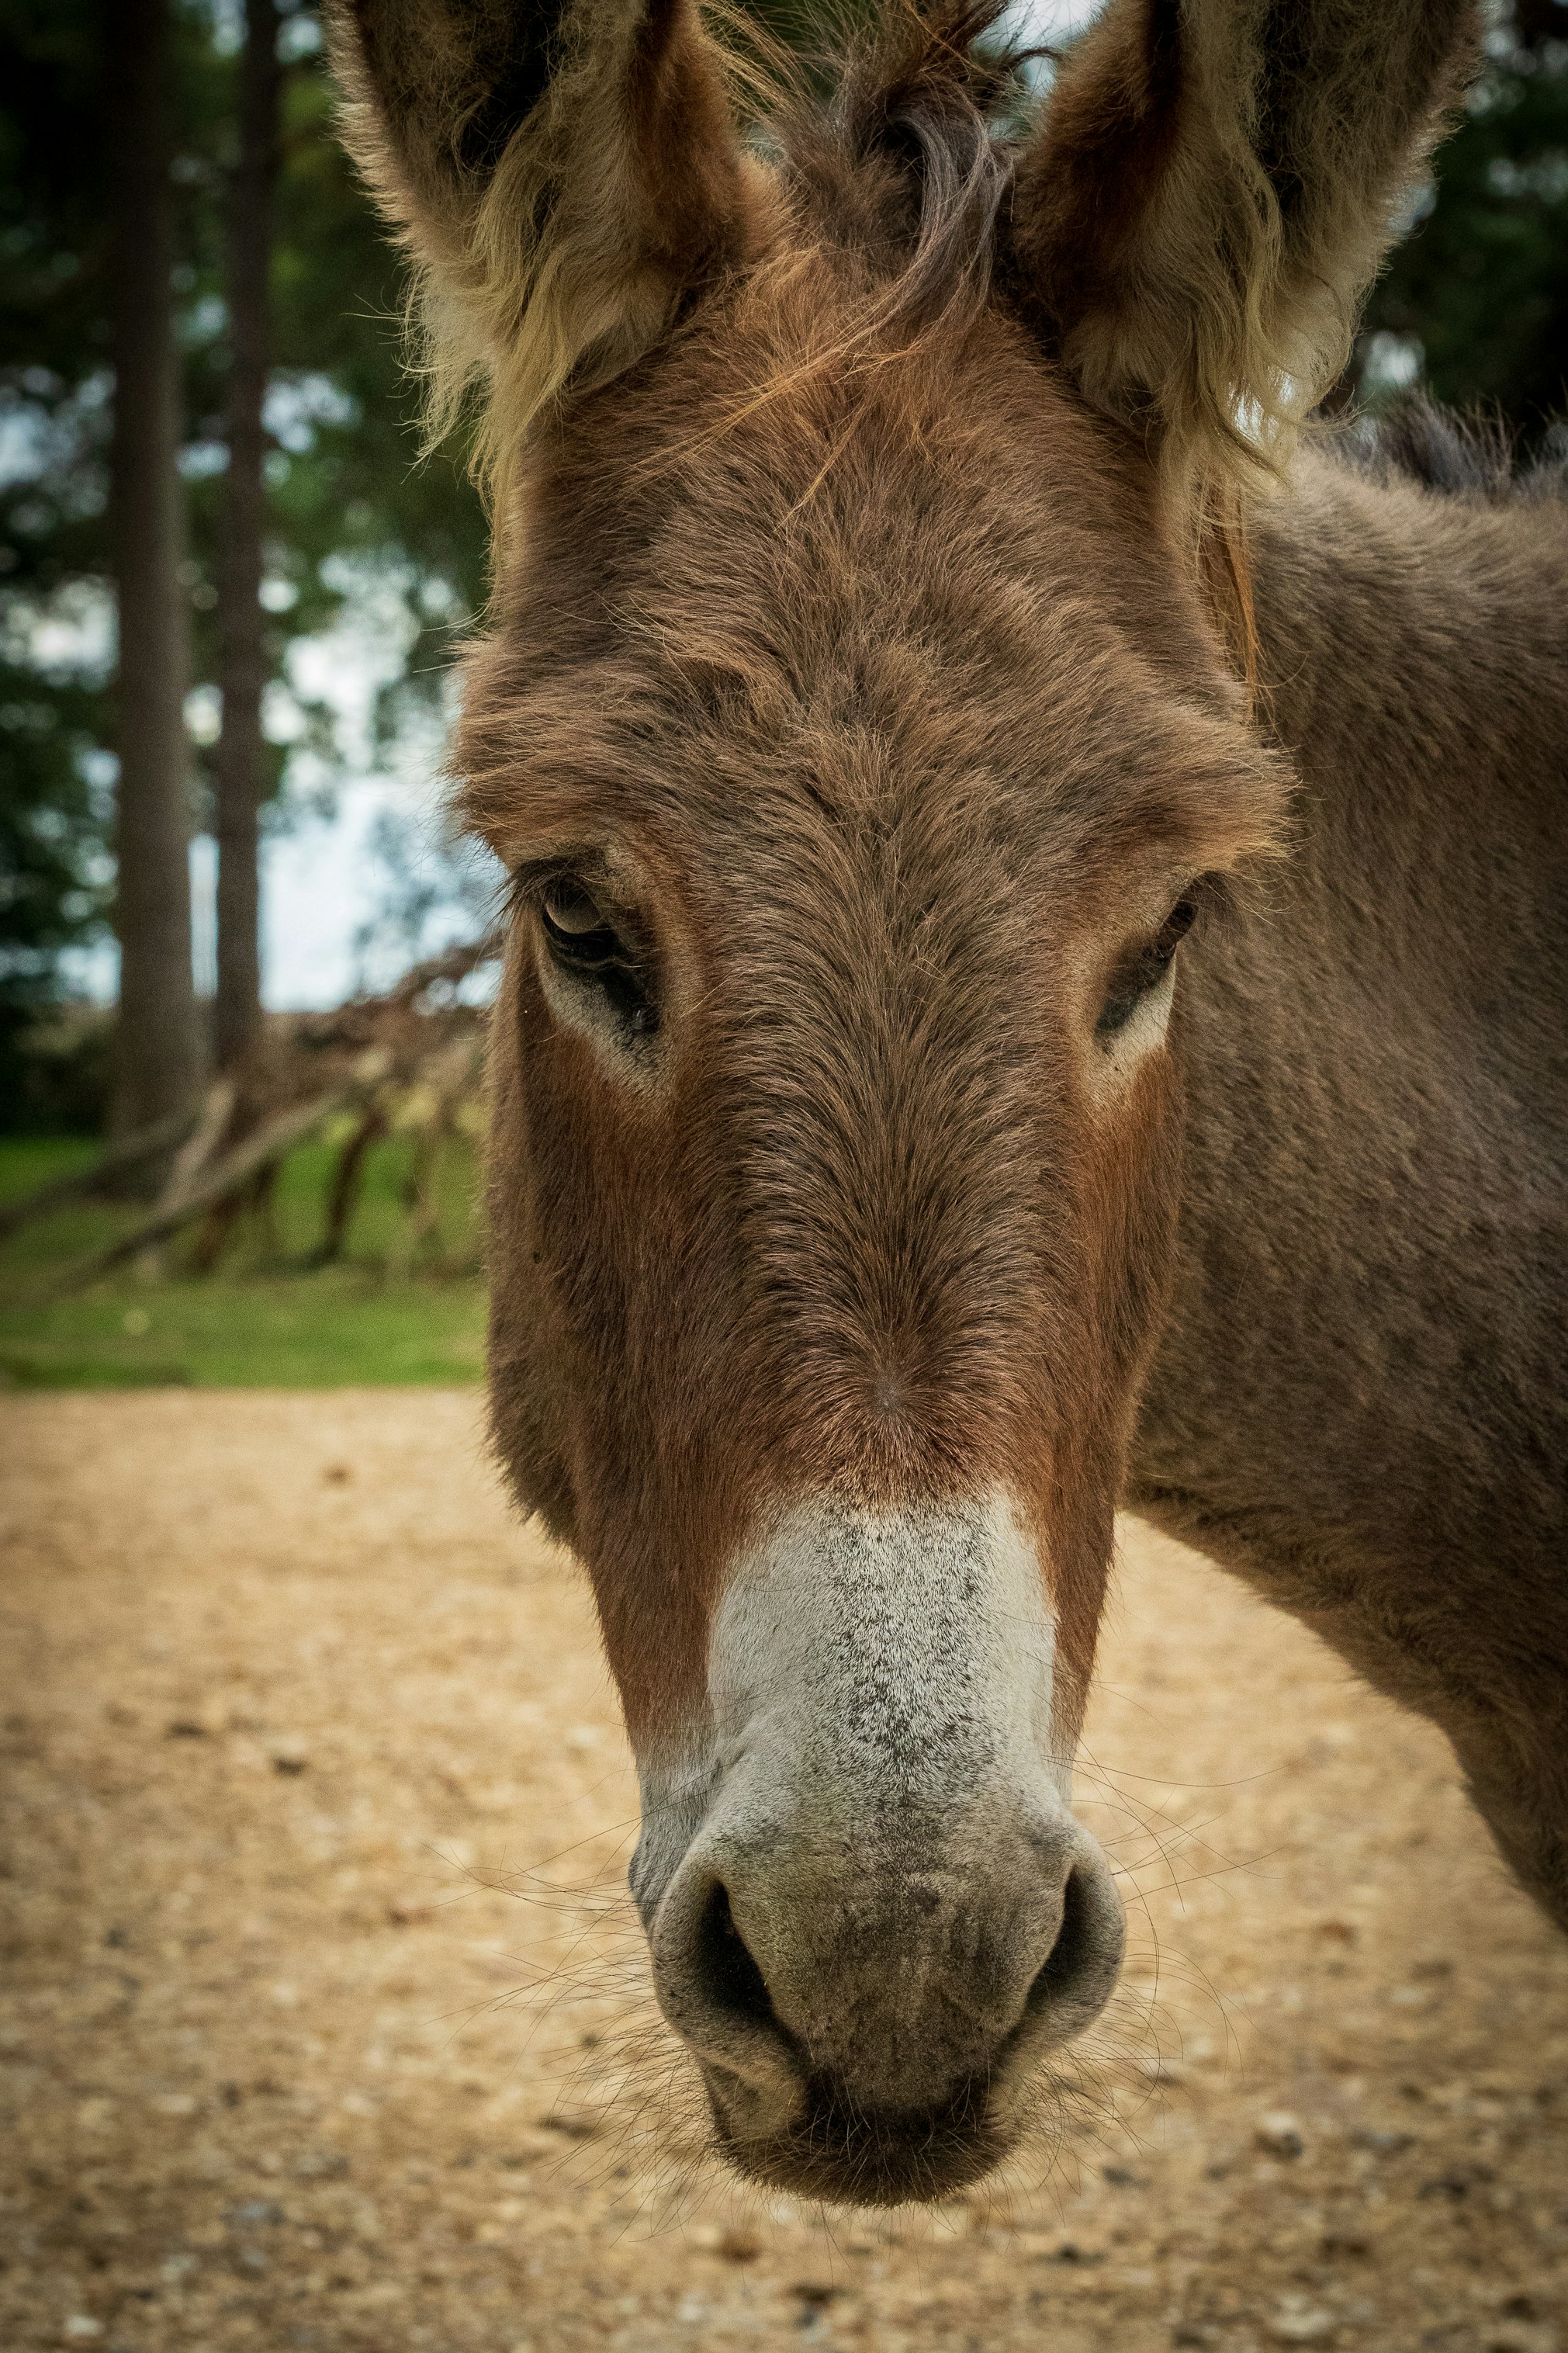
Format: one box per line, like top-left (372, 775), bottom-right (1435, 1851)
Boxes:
top-left (326, 0), bottom-right (748, 466)
top-left (1009, 0), bottom-right (1480, 494)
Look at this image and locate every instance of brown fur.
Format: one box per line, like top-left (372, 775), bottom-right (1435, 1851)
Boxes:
top-left (1010, 0), bottom-right (1481, 508)
top-left (327, 0), bottom-right (750, 502)
top-left (327, 0), bottom-right (1567, 1979)
top-left (1134, 441), bottom-right (1568, 1923)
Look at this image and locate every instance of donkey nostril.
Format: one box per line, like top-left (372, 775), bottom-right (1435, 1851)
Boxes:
top-left (694, 1881), bottom-right (776, 2028)
top-left (1028, 1866), bottom-right (1095, 2009)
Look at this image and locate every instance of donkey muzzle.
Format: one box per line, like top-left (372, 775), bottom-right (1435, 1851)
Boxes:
top-left (634, 1495), bottom-right (1126, 2201)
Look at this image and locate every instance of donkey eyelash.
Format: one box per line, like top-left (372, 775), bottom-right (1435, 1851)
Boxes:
top-left (506, 860), bottom-right (587, 920)
top-left (514, 865), bottom-right (662, 1037)
top-left (1095, 883), bottom-right (1213, 1041)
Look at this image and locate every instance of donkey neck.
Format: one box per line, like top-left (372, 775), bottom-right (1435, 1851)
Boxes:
top-left (1130, 452), bottom-right (1568, 1718)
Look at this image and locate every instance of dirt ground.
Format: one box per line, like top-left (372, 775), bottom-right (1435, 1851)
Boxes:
top-left (2, 1393), bottom-right (1566, 2353)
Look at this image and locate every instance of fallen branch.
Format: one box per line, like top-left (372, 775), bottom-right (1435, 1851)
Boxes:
top-left (312, 1100), bottom-right (388, 1267)
top-left (130, 1079), bottom-right (243, 1284)
top-left (0, 1107), bottom-right (198, 1243)
top-left (385, 927), bottom-right (504, 1009)
top-left (156, 1078), bottom-right (239, 1217)
top-left (189, 1159), bottom-right (280, 1277)
top-left (51, 1049), bottom-right (393, 1292)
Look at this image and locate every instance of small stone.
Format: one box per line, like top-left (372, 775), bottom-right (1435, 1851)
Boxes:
top-left (1348, 2127), bottom-right (1412, 2155)
top-left (322, 1464), bottom-right (351, 1485)
top-left (717, 2227), bottom-right (761, 2262)
top-left (1255, 2113), bottom-right (1306, 2158)
top-left (64, 2321), bottom-right (104, 2342)
top-left (272, 1735), bottom-right (309, 1775)
top-left (1270, 2306), bottom-right (1335, 2344)
top-left (1418, 2163), bottom-right (1493, 2200)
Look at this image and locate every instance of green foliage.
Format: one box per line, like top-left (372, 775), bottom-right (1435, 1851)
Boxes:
top-left (1359, 3), bottom-right (1568, 434)
top-left (0, 650), bottom-right (112, 1121)
top-left (0, 0), bottom-right (487, 1129)
top-left (0, 1131), bottom-right (486, 1385)
top-left (0, 0), bottom-right (112, 393)
top-left (0, 0), bottom-right (115, 1113)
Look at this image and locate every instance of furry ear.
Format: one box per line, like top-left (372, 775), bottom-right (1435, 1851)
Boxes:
top-left (1009, 0), bottom-right (1480, 502)
top-left (325, 0), bottom-right (749, 483)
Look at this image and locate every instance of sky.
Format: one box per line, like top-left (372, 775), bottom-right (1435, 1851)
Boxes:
top-left (227, 0), bottom-right (1104, 1010)
top-left (247, 597), bottom-right (486, 1010)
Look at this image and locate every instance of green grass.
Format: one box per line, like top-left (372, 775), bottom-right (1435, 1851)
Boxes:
top-left (0, 1133), bottom-right (487, 1391)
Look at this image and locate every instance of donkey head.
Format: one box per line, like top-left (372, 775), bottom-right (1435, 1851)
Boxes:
top-left (330, 0), bottom-right (1476, 2202)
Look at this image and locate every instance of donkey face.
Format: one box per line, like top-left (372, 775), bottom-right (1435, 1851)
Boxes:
top-left (468, 319), bottom-right (1278, 2195)
top-left (331, 0), bottom-right (1476, 2202)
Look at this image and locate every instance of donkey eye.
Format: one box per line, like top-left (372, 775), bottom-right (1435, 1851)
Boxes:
top-left (535, 877), bottom-right (659, 1035)
top-left (542, 879), bottom-right (621, 960)
top-left (1096, 896), bottom-right (1197, 1041)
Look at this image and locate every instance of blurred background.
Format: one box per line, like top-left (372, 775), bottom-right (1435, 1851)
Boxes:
top-left (4, 19), bottom-right (1568, 2351)
top-left (1, 0), bottom-right (1565, 1388)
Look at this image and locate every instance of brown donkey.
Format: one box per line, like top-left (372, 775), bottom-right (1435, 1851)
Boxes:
top-left (327, 0), bottom-right (1568, 2202)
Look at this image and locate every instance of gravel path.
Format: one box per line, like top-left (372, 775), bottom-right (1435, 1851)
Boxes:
top-left (2, 1391), bottom-right (1566, 2353)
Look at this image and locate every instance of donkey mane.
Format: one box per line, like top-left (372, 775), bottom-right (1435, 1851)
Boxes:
top-left (511, 0), bottom-right (1031, 488)
top-left (1337, 397), bottom-right (1568, 506)
top-left (753, 0), bottom-right (1020, 332)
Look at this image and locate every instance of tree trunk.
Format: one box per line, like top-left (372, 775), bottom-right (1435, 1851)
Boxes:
top-left (108, 0), bottom-right (206, 1141)
top-left (214, 0), bottom-right (282, 1073)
